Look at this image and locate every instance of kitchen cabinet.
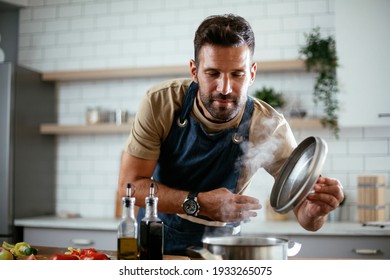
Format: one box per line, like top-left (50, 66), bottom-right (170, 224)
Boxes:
top-left (15, 217), bottom-right (119, 250)
top-left (289, 235), bottom-right (390, 259)
top-left (335, 0), bottom-right (390, 127)
top-left (242, 221), bottom-right (390, 259)
top-left (21, 227), bottom-right (117, 251)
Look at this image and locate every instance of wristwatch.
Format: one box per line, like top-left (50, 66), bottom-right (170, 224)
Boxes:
top-left (181, 191), bottom-right (200, 216)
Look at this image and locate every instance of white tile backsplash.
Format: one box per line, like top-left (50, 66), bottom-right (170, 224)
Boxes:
top-left (268, 2), bottom-right (296, 16)
top-left (58, 4), bottom-right (82, 18)
top-left (16, 0), bottom-right (389, 220)
top-left (365, 156), bottom-right (390, 171)
top-left (349, 140), bottom-right (388, 155)
top-left (44, 19), bottom-right (69, 32)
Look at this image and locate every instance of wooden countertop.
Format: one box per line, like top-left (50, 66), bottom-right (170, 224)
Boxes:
top-left (18, 246), bottom-right (189, 260)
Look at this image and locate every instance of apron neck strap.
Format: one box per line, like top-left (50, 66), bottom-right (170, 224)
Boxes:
top-left (179, 81), bottom-right (198, 124)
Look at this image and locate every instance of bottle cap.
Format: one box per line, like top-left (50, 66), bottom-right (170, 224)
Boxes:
top-left (123, 183), bottom-right (135, 207)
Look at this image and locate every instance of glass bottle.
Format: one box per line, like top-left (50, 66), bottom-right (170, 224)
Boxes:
top-left (139, 183), bottom-right (164, 260)
top-left (117, 183), bottom-right (138, 260)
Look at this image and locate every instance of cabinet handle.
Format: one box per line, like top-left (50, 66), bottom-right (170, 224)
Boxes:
top-left (353, 249), bottom-right (382, 255)
top-left (378, 113), bottom-right (390, 118)
top-left (71, 238), bottom-right (94, 246)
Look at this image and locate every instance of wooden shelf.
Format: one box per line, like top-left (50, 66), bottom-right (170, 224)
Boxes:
top-left (40, 117), bottom-right (321, 135)
top-left (41, 59), bottom-right (306, 82)
top-left (40, 123), bottom-right (133, 135)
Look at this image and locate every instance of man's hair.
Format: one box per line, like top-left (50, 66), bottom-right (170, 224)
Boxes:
top-left (193, 14), bottom-right (255, 64)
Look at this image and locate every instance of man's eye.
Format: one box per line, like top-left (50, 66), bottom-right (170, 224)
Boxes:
top-left (206, 72), bottom-right (219, 77)
top-left (232, 72), bottom-right (245, 77)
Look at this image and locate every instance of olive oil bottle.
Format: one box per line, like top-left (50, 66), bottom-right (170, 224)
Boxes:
top-left (117, 183), bottom-right (138, 260)
top-left (139, 183), bottom-right (164, 260)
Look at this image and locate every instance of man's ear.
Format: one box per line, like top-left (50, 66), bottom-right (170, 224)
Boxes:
top-left (250, 62), bottom-right (257, 83)
top-left (190, 59), bottom-right (198, 83)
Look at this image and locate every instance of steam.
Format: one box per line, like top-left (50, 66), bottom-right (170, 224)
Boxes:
top-left (200, 117), bottom-right (283, 240)
top-left (240, 116), bottom-right (282, 178)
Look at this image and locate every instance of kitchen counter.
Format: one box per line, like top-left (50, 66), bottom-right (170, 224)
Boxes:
top-left (15, 215), bottom-right (390, 236)
top-left (15, 216), bottom-right (120, 231)
top-left (14, 216), bottom-right (390, 259)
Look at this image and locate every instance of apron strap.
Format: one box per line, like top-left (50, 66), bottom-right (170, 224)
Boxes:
top-left (232, 96), bottom-right (254, 144)
top-left (178, 81), bottom-right (198, 126)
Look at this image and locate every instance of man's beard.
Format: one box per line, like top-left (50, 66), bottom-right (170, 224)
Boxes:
top-left (198, 87), bottom-right (246, 122)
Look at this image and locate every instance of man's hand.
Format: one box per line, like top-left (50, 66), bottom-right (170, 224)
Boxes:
top-left (294, 176), bottom-right (344, 231)
top-left (198, 188), bottom-right (262, 222)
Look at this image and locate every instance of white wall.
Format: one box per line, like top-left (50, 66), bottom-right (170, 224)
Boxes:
top-left (16, 0), bottom-right (390, 221)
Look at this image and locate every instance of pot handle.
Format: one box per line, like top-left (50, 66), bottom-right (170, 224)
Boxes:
top-left (287, 241), bottom-right (302, 257)
top-left (186, 246), bottom-right (223, 260)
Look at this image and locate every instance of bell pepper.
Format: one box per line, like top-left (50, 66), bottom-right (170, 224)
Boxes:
top-left (64, 247), bottom-right (109, 260)
top-left (51, 254), bottom-right (79, 260)
top-left (2, 241), bottom-right (38, 257)
top-left (80, 252), bottom-right (109, 260)
top-left (1, 241), bottom-right (15, 251)
top-left (12, 242), bottom-right (31, 257)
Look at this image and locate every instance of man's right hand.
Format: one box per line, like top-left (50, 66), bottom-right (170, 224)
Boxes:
top-left (197, 188), bottom-right (262, 222)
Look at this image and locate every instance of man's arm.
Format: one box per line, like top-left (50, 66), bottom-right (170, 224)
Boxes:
top-left (118, 152), bottom-right (188, 213)
top-left (293, 176), bottom-right (344, 231)
top-left (118, 152), bottom-right (262, 222)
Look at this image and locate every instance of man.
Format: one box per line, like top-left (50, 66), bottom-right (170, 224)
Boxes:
top-left (118, 14), bottom-right (344, 255)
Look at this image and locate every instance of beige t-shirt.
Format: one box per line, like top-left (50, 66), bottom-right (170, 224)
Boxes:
top-left (125, 78), bottom-right (297, 194)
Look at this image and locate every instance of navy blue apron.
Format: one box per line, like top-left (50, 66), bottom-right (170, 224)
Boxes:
top-left (137, 82), bottom-right (254, 255)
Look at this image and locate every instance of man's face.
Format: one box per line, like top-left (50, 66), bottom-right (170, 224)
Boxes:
top-left (190, 44), bottom-right (256, 122)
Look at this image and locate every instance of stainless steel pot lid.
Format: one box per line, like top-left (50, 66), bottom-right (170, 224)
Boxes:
top-left (270, 136), bottom-right (328, 213)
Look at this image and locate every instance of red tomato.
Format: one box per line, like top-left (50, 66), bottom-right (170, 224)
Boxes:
top-left (80, 252), bottom-right (109, 260)
top-left (80, 248), bottom-right (97, 256)
top-left (50, 254), bottom-right (79, 260)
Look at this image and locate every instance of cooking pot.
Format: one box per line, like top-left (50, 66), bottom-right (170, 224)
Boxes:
top-left (188, 235), bottom-right (301, 260)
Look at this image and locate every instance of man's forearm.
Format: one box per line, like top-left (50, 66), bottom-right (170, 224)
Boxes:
top-left (121, 177), bottom-right (188, 214)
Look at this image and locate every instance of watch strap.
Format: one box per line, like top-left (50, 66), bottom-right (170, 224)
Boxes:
top-left (187, 191), bottom-right (198, 200)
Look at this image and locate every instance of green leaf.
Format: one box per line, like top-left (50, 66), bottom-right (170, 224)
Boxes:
top-left (299, 27), bottom-right (340, 138)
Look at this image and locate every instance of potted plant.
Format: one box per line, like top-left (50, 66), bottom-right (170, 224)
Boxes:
top-left (253, 86), bottom-right (285, 110)
top-left (299, 27), bottom-right (340, 138)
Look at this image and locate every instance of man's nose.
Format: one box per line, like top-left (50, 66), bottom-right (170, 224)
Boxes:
top-left (217, 75), bottom-right (233, 95)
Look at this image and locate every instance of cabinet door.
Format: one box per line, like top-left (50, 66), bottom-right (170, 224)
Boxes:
top-left (23, 227), bottom-right (117, 251)
top-left (290, 235), bottom-right (390, 259)
top-left (335, 0), bottom-right (390, 127)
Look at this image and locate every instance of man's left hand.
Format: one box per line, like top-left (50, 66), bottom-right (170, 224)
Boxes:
top-left (294, 176), bottom-right (344, 231)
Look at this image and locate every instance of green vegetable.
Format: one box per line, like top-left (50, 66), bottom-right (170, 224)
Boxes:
top-left (24, 247), bottom-right (38, 256)
top-left (1, 241), bottom-right (14, 251)
top-left (2, 241), bottom-right (37, 257)
top-left (12, 242), bottom-right (31, 257)
top-left (0, 248), bottom-right (14, 260)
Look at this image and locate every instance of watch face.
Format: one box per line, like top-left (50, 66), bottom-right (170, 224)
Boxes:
top-left (183, 199), bottom-right (198, 215)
